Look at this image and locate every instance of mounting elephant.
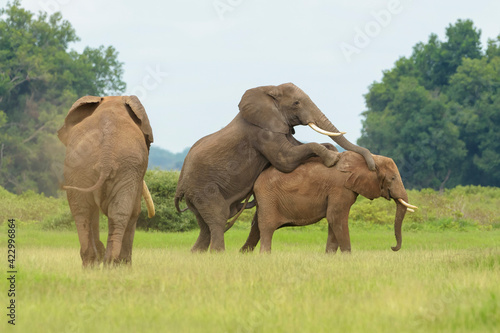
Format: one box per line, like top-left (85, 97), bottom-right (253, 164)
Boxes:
top-left (58, 95), bottom-right (155, 267)
top-left (239, 151), bottom-right (418, 253)
top-left (175, 83), bottom-right (376, 252)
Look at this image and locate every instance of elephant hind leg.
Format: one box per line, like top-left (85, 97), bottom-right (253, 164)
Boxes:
top-left (194, 211), bottom-right (227, 252)
top-left (208, 222), bottom-right (226, 252)
top-left (117, 209), bottom-right (140, 265)
top-left (190, 209), bottom-right (211, 253)
top-left (188, 193), bottom-right (229, 253)
top-left (104, 187), bottom-right (141, 266)
top-left (240, 213), bottom-right (260, 253)
top-left (69, 194), bottom-right (101, 268)
top-left (90, 210), bottom-right (105, 262)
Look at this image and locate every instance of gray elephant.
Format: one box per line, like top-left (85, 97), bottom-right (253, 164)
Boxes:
top-left (239, 152), bottom-right (418, 253)
top-left (58, 95), bottom-right (155, 267)
top-left (175, 83), bottom-right (376, 252)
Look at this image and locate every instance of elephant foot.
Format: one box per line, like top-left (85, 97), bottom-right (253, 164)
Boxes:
top-left (191, 245), bottom-right (209, 253)
top-left (81, 258), bottom-right (102, 269)
top-left (324, 151), bottom-right (340, 168)
top-left (240, 245), bottom-right (256, 253)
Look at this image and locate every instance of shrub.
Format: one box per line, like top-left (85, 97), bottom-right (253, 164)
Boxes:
top-left (137, 170), bottom-right (197, 232)
top-left (1, 186), bottom-right (64, 225)
top-left (349, 186), bottom-right (500, 230)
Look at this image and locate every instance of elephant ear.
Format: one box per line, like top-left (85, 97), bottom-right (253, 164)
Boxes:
top-left (238, 85), bottom-right (289, 134)
top-left (57, 96), bottom-right (102, 146)
top-left (337, 151), bottom-right (381, 199)
top-left (123, 95), bottom-right (154, 149)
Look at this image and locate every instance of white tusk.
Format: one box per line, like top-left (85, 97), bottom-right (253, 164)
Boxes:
top-left (407, 208), bottom-right (415, 213)
top-left (142, 180), bottom-right (155, 218)
top-left (398, 198), bottom-right (418, 210)
top-left (308, 123), bottom-right (346, 137)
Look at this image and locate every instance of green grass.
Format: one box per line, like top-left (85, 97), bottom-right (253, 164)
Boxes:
top-left (1, 225), bottom-right (499, 332)
top-left (2, 184), bottom-right (500, 331)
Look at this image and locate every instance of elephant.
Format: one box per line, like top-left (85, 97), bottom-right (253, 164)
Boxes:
top-left (175, 83), bottom-right (376, 252)
top-left (58, 95), bottom-right (155, 267)
top-left (239, 151), bottom-right (418, 253)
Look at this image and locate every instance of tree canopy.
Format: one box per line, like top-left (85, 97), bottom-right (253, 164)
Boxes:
top-left (359, 19), bottom-right (500, 189)
top-left (0, 1), bottom-right (125, 195)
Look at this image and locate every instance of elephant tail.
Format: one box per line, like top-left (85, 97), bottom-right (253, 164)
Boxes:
top-left (174, 192), bottom-right (189, 213)
top-left (224, 193), bottom-right (253, 232)
top-left (62, 169), bottom-right (109, 193)
top-left (142, 180), bottom-right (155, 218)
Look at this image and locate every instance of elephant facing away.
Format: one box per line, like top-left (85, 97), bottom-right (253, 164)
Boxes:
top-left (58, 95), bottom-right (155, 267)
top-left (240, 151), bottom-right (418, 253)
top-left (175, 83), bottom-right (376, 252)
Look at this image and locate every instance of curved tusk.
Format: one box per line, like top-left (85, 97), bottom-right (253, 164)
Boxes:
top-left (142, 180), bottom-right (155, 218)
top-left (308, 123), bottom-right (346, 137)
top-left (398, 198), bottom-right (418, 210)
top-left (407, 208), bottom-right (415, 213)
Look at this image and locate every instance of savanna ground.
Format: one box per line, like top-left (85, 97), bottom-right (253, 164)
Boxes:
top-left (1, 185), bottom-right (500, 332)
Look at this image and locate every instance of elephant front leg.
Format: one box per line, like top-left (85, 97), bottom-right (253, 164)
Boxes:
top-left (261, 135), bottom-right (340, 173)
top-left (327, 202), bottom-right (352, 253)
top-left (259, 227), bottom-right (275, 253)
top-left (325, 223), bottom-right (339, 253)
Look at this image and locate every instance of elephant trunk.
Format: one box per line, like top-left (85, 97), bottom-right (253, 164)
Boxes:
top-left (391, 193), bottom-right (408, 251)
top-left (314, 112), bottom-right (376, 171)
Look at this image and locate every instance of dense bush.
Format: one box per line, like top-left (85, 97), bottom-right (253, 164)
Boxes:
top-left (348, 186), bottom-right (500, 231)
top-left (0, 186), bottom-right (65, 226)
top-left (3, 180), bottom-right (500, 233)
top-left (137, 170), bottom-right (197, 232)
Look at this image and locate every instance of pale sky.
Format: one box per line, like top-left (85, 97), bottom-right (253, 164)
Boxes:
top-left (16, 0), bottom-right (500, 152)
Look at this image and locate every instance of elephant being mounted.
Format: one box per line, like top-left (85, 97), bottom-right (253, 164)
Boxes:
top-left (175, 83), bottom-right (376, 252)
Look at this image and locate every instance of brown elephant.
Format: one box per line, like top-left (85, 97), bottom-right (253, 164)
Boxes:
top-left (175, 83), bottom-right (376, 252)
top-left (58, 95), bottom-right (155, 267)
top-left (239, 151), bottom-right (418, 253)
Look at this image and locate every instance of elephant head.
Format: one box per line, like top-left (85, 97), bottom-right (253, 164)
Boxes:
top-left (238, 83), bottom-right (376, 170)
top-left (337, 152), bottom-right (418, 251)
top-left (58, 95), bottom-right (154, 149)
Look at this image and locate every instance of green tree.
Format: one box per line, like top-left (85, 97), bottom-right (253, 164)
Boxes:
top-left (359, 19), bottom-right (498, 189)
top-left (411, 19), bottom-right (482, 90)
top-left (360, 77), bottom-right (466, 189)
top-left (448, 56), bottom-right (500, 186)
top-left (0, 1), bottom-right (125, 195)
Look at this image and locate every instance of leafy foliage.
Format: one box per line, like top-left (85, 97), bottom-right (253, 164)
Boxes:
top-left (3, 178), bottom-right (500, 232)
top-left (0, 1), bottom-right (125, 195)
top-left (137, 170), bottom-right (198, 232)
top-left (359, 19), bottom-right (500, 189)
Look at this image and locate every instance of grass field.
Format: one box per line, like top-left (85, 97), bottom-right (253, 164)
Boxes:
top-left (1, 224), bottom-right (499, 333)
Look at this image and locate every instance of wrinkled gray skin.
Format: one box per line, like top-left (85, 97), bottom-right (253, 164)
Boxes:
top-left (241, 152), bottom-right (411, 253)
top-left (58, 96), bottom-right (154, 267)
top-left (175, 83), bottom-right (375, 252)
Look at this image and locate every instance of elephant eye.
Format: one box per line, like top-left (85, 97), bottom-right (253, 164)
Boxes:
top-left (293, 101), bottom-right (300, 106)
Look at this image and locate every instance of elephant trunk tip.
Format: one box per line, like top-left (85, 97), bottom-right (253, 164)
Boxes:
top-left (391, 244), bottom-right (401, 252)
